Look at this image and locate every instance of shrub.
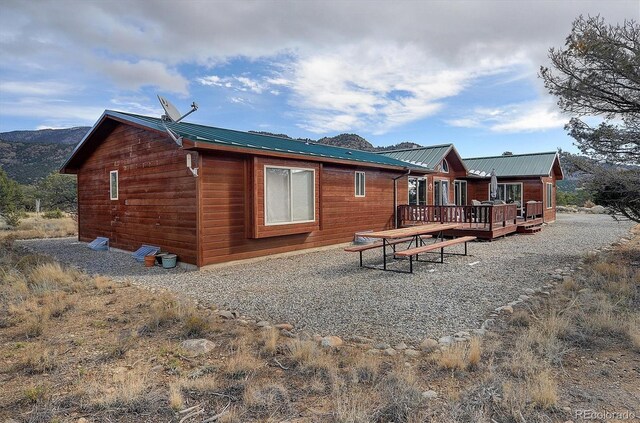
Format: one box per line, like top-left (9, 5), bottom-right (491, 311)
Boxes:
top-left (181, 314), bottom-right (210, 338)
top-left (43, 209), bottom-right (63, 219)
top-left (530, 370), bottom-right (557, 409)
top-left (4, 205), bottom-right (22, 227)
top-left (24, 385), bottom-right (47, 404)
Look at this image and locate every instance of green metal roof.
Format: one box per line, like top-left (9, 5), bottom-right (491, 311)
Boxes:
top-left (75, 110), bottom-right (429, 171)
top-left (463, 152), bottom-right (561, 178)
top-left (380, 144), bottom-right (454, 170)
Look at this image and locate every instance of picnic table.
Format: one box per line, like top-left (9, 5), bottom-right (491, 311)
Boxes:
top-left (352, 223), bottom-right (462, 272)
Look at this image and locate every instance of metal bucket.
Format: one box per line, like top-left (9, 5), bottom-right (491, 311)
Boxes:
top-left (162, 254), bottom-right (177, 269)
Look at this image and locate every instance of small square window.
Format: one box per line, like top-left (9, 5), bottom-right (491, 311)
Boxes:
top-left (110, 170), bottom-right (118, 200)
top-left (355, 171), bottom-right (365, 197)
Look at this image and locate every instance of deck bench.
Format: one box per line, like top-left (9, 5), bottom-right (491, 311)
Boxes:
top-left (345, 236), bottom-right (428, 267)
top-left (394, 236), bottom-right (477, 273)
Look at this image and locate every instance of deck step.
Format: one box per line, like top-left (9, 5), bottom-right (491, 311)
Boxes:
top-left (517, 225), bottom-right (542, 234)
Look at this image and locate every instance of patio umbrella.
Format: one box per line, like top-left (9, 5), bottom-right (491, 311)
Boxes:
top-left (441, 184), bottom-right (449, 205)
top-left (490, 169), bottom-right (498, 200)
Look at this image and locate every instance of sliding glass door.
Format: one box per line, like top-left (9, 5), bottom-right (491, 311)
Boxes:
top-left (454, 180), bottom-right (467, 206)
top-left (489, 182), bottom-right (523, 215)
top-left (408, 177), bottom-right (427, 205)
top-left (434, 180), bottom-right (450, 205)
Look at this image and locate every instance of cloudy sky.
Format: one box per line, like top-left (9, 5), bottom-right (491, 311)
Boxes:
top-left (0, 0), bottom-right (637, 156)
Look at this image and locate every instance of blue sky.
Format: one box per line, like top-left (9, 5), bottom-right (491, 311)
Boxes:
top-left (0, 0), bottom-right (637, 157)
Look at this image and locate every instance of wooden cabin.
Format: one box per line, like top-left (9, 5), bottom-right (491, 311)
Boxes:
top-left (381, 148), bottom-right (563, 239)
top-left (60, 111), bottom-right (430, 267)
top-left (462, 152), bottom-right (564, 223)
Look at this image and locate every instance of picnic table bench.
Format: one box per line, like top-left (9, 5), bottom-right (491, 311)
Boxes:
top-left (395, 236), bottom-right (477, 273)
top-left (344, 236), bottom-right (430, 267)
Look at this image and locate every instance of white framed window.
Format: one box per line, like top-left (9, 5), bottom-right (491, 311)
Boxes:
top-left (441, 159), bottom-right (449, 173)
top-left (109, 170), bottom-right (118, 200)
top-left (434, 179), bottom-right (450, 205)
top-left (408, 177), bottom-right (427, 205)
top-left (264, 166), bottom-right (315, 225)
top-left (454, 180), bottom-right (467, 205)
top-left (355, 171), bottom-right (366, 197)
top-left (546, 182), bottom-right (553, 209)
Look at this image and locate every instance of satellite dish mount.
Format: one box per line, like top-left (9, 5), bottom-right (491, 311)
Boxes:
top-left (157, 95), bottom-right (198, 147)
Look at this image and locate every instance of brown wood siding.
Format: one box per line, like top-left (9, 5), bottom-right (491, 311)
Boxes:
top-left (199, 153), bottom-right (404, 266)
top-left (541, 176), bottom-right (557, 222)
top-left (76, 123), bottom-right (198, 264)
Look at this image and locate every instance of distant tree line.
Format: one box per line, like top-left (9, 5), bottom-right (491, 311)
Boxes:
top-left (0, 168), bottom-right (76, 227)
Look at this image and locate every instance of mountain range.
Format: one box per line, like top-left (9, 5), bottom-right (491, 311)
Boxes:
top-left (0, 127), bottom-right (422, 184)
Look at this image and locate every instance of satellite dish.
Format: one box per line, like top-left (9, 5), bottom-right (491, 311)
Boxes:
top-left (158, 95), bottom-right (182, 122)
top-left (156, 94), bottom-right (199, 149)
top-left (157, 95), bottom-right (198, 123)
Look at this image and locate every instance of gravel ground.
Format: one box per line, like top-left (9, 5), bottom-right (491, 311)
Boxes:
top-left (17, 214), bottom-right (634, 343)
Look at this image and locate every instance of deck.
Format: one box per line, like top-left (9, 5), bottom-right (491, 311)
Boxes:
top-left (397, 202), bottom-right (544, 240)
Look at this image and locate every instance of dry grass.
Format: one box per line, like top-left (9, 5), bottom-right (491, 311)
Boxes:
top-left (224, 343), bottom-right (263, 379)
top-left (530, 370), bottom-right (558, 409)
top-left (19, 346), bottom-right (57, 374)
top-left (92, 367), bottom-right (153, 412)
top-left (244, 383), bottom-right (291, 418)
top-left (168, 382), bottom-right (183, 410)
top-left (287, 339), bottom-right (319, 365)
top-left (1, 224), bottom-right (638, 422)
top-left (437, 338), bottom-right (482, 371)
top-left (0, 214), bottom-right (76, 241)
top-left (351, 353), bottom-right (381, 385)
top-left (261, 327), bottom-right (280, 356)
top-left (467, 337), bottom-right (482, 369)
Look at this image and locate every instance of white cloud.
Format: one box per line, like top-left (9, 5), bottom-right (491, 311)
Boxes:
top-left (0, 80), bottom-right (75, 96)
top-left (198, 74), bottom-right (271, 94)
top-left (88, 58), bottom-right (189, 95)
top-left (447, 101), bottom-right (568, 133)
top-left (1, 0), bottom-right (636, 132)
top-left (284, 43), bottom-right (522, 134)
top-left (0, 97), bottom-right (105, 124)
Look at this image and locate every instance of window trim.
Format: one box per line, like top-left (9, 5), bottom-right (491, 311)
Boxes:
top-left (441, 159), bottom-right (449, 173)
top-left (263, 165), bottom-right (316, 226)
top-left (355, 171), bottom-right (366, 197)
top-left (433, 178), bottom-right (450, 205)
top-left (453, 180), bottom-right (467, 206)
top-left (546, 182), bottom-right (553, 209)
top-left (487, 182), bottom-right (525, 216)
top-left (109, 170), bottom-right (118, 200)
top-left (408, 177), bottom-right (427, 205)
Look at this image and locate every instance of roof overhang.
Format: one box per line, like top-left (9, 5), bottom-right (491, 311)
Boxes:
top-left (60, 111), bottom-right (430, 175)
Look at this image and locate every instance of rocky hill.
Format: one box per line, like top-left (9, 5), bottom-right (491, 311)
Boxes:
top-left (0, 127), bottom-right (89, 184)
top-left (0, 141), bottom-right (75, 184)
top-left (0, 127), bottom-right (90, 144)
top-left (250, 130), bottom-right (422, 152)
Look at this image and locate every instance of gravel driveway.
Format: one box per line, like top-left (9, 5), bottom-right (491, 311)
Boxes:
top-left (17, 214), bottom-right (634, 343)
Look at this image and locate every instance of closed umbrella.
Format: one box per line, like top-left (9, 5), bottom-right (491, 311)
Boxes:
top-left (441, 183), bottom-right (449, 205)
top-left (490, 169), bottom-right (498, 200)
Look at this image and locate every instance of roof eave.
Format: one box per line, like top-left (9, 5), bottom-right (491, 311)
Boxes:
top-left (186, 141), bottom-right (429, 172)
top-left (59, 111), bottom-right (112, 174)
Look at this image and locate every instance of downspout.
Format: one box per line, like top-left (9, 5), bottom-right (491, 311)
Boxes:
top-left (393, 169), bottom-right (412, 228)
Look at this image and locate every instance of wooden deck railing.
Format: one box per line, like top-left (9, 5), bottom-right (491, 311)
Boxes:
top-left (397, 204), bottom-right (518, 231)
top-left (524, 201), bottom-right (544, 221)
